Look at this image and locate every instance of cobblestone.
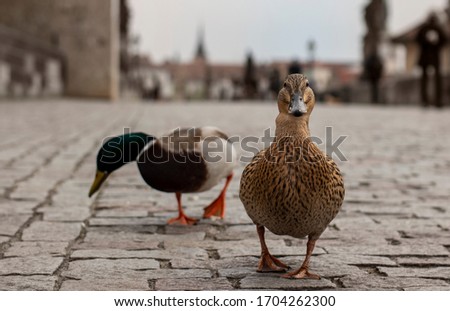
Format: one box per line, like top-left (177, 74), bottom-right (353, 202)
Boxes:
top-left (378, 267), bottom-right (450, 279)
top-left (340, 275), bottom-right (450, 290)
top-left (21, 221), bottom-right (83, 242)
top-left (240, 275), bottom-right (336, 290)
top-left (0, 276), bottom-right (57, 290)
top-left (1, 101), bottom-right (450, 290)
top-left (155, 278), bottom-right (234, 290)
top-left (63, 258), bottom-right (160, 280)
top-left (0, 214), bottom-right (32, 236)
top-left (4, 241), bottom-right (68, 257)
top-left (0, 256), bottom-right (63, 275)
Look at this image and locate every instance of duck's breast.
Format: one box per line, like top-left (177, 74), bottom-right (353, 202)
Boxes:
top-left (240, 145), bottom-right (344, 239)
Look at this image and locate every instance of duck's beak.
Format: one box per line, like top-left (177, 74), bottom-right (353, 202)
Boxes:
top-left (289, 92), bottom-right (307, 117)
top-left (88, 170), bottom-right (108, 197)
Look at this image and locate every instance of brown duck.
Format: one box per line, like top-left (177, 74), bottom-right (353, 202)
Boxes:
top-left (239, 74), bottom-right (345, 279)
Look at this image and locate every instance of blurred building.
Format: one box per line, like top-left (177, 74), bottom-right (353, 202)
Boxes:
top-left (137, 32), bottom-right (358, 101)
top-left (387, 10), bottom-right (449, 105)
top-left (348, 2), bottom-right (450, 105)
top-left (0, 0), bottom-right (120, 99)
top-left (391, 11), bottom-right (450, 74)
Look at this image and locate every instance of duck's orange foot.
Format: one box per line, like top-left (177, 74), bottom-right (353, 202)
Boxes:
top-left (257, 253), bottom-right (290, 273)
top-left (282, 267), bottom-right (321, 280)
top-left (203, 195), bottom-right (225, 219)
top-left (167, 214), bottom-right (198, 225)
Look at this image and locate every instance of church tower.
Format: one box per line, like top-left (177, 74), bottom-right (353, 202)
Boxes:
top-left (194, 26), bottom-right (207, 62)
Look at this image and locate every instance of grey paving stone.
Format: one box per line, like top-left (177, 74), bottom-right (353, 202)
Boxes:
top-left (396, 257), bottom-right (450, 266)
top-left (71, 249), bottom-right (167, 259)
top-left (321, 254), bottom-right (398, 266)
top-left (146, 269), bottom-right (211, 279)
top-left (60, 278), bottom-right (150, 291)
top-left (0, 214), bottom-right (32, 236)
top-left (218, 267), bottom-right (257, 278)
top-left (164, 224), bottom-right (219, 235)
top-left (75, 231), bottom-right (160, 250)
top-left (62, 259), bottom-right (159, 281)
top-left (71, 247), bottom-right (208, 260)
top-left (4, 241), bottom-right (68, 257)
top-left (314, 231), bottom-right (390, 246)
top-left (330, 215), bottom-right (381, 231)
top-left (340, 275), bottom-right (450, 290)
top-left (215, 225), bottom-right (286, 241)
top-left (9, 188), bottom-right (48, 202)
top-left (22, 221), bottom-right (82, 241)
top-left (95, 209), bottom-right (150, 218)
top-left (0, 200), bottom-right (36, 215)
top-left (240, 275), bottom-right (336, 290)
top-left (407, 286), bottom-right (450, 291)
top-left (170, 258), bottom-right (210, 269)
top-left (324, 244), bottom-right (449, 256)
top-left (280, 256), bottom-right (363, 278)
top-left (410, 204), bottom-right (450, 218)
top-left (87, 225), bottom-right (159, 234)
top-left (0, 256), bottom-right (63, 275)
top-left (152, 232), bottom-right (207, 243)
top-left (40, 205), bottom-right (91, 222)
top-left (209, 256), bottom-right (260, 269)
top-left (0, 275), bottom-right (57, 290)
top-left (378, 267), bottom-right (450, 279)
top-left (436, 219), bottom-right (450, 229)
top-left (347, 204), bottom-right (415, 217)
top-left (371, 217), bottom-right (440, 231)
top-left (52, 193), bottom-right (91, 207)
top-left (398, 228), bottom-right (450, 238)
top-left (88, 217), bottom-right (167, 226)
top-left (155, 277), bottom-right (234, 290)
top-left (217, 240), bottom-right (326, 258)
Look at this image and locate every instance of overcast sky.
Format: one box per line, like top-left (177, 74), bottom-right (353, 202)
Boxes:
top-left (129, 0), bottom-right (448, 64)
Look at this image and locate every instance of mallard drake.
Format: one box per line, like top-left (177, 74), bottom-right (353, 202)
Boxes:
top-left (239, 74), bottom-right (345, 279)
top-left (89, 127), bottom-right (237, 225)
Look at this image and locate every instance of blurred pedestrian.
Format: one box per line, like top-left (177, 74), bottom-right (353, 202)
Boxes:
top-left (364, 52), bottom-right (383, 103)
top-left (416, 13), bottom-right (447, 107)
top-left (288, 59), bottom-right (303, 75)
top-left (268, 68), bottom-right (281, 99)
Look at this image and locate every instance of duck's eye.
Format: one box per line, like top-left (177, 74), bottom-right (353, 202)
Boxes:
top-left (306, 82), bottom-right (310, 87)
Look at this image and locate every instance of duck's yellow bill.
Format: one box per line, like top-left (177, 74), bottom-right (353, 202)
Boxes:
top-left (88, 170), bottom-right (108, 197)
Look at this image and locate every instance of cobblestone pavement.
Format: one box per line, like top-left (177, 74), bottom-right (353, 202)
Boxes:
top-left (0, 100), bottom-right (449, 291)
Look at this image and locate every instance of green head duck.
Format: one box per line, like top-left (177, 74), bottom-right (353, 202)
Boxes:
top-left (88, 132), bottom-right (154, 197)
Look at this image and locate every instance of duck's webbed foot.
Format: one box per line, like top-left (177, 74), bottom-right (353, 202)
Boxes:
top-left (167, 214), bottom-right (198, 226)
top-left (203, 174), bottom-right (233, 219)
top-left (257, 252), bottom-right (290, 273)
top-left (282, 266), bottom-right (321, 279)
top-left (168, 192), bottom-right (198, 225)
top-left (256, 224), bottom-right (290, 272)
top-left (282, 238), bottom-right (320, 279)
top-left (202, 196), bottom-right (224, 218)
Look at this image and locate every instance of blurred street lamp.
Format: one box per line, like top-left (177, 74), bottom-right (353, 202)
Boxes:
top-left (308, 39), bottom-right (316, 65)
top-left (307, 39), bottom-right (316, 87)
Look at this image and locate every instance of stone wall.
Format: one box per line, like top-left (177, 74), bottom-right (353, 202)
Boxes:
top-left (0, 0), bottom-right (119, 100)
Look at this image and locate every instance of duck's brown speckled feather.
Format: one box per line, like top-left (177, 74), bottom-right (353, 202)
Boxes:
top-left (240, 137), bottom-right (344, 239)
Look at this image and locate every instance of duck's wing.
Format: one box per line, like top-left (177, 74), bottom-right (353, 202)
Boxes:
top-left (160, 126), bottom-right (234, 156)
